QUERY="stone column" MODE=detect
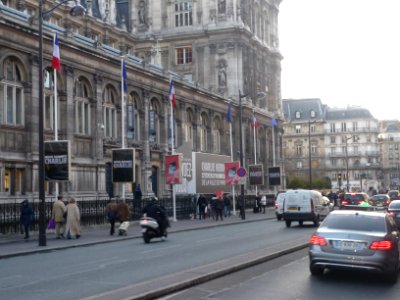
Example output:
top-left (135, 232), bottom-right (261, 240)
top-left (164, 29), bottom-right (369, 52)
top-left (142, 89), bottom-right (153, 196)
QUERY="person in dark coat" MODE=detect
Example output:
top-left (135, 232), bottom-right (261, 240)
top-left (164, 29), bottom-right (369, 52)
top-left (197, 194), bottom-right (207, 220)
top-left (105, 199), bottom-right (118, 235)
top-left (224, 194), bottom-right (231, 217)
top-left (20, 199), bottom-right (34, 239)
top-left (142, 197), bottom-right (169, 237)
top-left (215, 197), bottom-right (224, 221)
top-left (134, 184), bottom-right (142, 201)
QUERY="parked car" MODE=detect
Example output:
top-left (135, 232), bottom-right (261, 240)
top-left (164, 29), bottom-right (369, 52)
top-left (282, 189), bottom-right (330, 227)
top-left (387, 200), bottom-right (400, 228)
top-left (388, 190), bottom-right (400, 201)
top-left (369, 194), bottom-right (391, 207)
top-left (275, 192), bottom-right (286, 221)
top-left (340, 192), bottom-right (370, 207)
top-left (309, 210), bottom-right (400, 283)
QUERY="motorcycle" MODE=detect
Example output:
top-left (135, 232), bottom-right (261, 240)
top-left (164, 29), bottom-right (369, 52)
top-left (139, 215), bottom-right (168, 243)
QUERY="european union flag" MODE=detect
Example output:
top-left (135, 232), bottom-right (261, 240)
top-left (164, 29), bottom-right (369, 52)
top-left (226, 101), bottom-right (232, 123)
top-left (271, 117), bottom-right (278, 127)
top-left (122, 59), bottom-right (127, 93)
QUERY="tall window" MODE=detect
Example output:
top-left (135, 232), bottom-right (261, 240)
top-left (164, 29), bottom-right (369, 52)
top-left (212, 117), bottom-right (221, 153)
top-left (44, 69), bottom-right (57, 130)
top-left (200, 113), bottom-right (208, 151)
top-left (103, 85), bottom-right (117, 138)
top-left (330, 123), bottom-right (336, 133)
top-left (1, 57), bottom-right (24, 126)
top-left (295, 125), bottom-right (301, 134)
top-left (175, 0), bottom-right (193, 27)
top-left (75, 77), bottom-right (91, 135)
top-left (184, 109), bottom-right (194, 148)
top-left (296, 144), bottom-right (302, 155)
top-left (296, 161), bottom-right (302, 169)
top-left (127, 93), bottom-right (141, 141)
top-left (330, 136), bottom-right (336, 144)
top-left (341, 122), bottom-right (347, 132)
top-left (176, 47), bottom-right (192, 65)
top-left (311, 143), bottom-right (317, 154)
top-left (149, 99), bottom-right (160, 144)
top-left (352, 122), bottom-right (358, 132)
top-left (310, 124), bottom-right (316, 133)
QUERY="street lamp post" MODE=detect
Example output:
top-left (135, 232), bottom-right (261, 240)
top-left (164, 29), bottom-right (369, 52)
top-left (308, 120), bottom-right (312, 190)
top-left (38, 0), bottom-right (85, 246)
top-left (239, 90), bottom-right (247, 220)
top-left (344, 135), bottom-right (353, 192)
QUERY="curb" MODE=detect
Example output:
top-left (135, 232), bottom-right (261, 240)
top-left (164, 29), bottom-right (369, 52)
top-left (83, 243), bottom-right (309, 300)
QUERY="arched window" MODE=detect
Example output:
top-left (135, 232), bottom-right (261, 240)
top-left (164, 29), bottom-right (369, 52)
top-left (103, 84), bottom-right (118, 138)
top-left (44, 68), bottom-right (59, 130)
top-left (184, 108), bottom-right (194, 148)
top-left (75, 77), bottom-right (91, 135)
top-left (200, 112), bottom-right (208, 152)
top-left (149, 98), bottom-right (161, 144)
top-left (127, 92), bottom-right (141, 141)
top-left (1, 57), bottom-right (24, 125)
top-left (212, 116), bottom-right (221, 153)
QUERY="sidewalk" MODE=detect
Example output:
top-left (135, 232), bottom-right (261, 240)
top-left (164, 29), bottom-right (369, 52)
top-left (0, 208), bottom-right (275, 259)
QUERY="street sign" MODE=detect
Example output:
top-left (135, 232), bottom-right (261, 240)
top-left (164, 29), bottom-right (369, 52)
top-left (237, 167), bottom-right (247, 177)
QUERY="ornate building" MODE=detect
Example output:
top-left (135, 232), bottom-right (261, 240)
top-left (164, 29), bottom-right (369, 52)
top-left (0, 0), bottom-right (283, 199)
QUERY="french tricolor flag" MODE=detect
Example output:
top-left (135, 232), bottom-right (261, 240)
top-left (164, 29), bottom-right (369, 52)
top-left (51, 33), bottom-right (61, 73)
top-left (252, 111), bottom-right (260, 128)
top-left (169, 78), bottom-right (177, 107)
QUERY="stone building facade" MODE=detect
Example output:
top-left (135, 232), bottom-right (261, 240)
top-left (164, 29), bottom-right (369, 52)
top-left (0, 0), bottom-right (283, 199)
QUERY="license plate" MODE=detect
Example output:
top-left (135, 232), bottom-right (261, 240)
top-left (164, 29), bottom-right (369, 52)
top-left (288, 207), bottom-right (298, 211)
top-left (333, 240), bottom-right (365, 251)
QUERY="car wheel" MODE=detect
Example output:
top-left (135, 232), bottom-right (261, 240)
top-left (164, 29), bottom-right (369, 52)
top-left (310, 265), bottom-right (324, 276)
top-left (285, 220), bottom-right (291, 227)
top-left (299, 221), bottom-right (303, 226)
top-left (385, 271), bottom-right (398, 284)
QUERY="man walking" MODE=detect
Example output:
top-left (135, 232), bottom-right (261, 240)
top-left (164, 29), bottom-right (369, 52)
top-left (52, 195), bottom-right (66, 239)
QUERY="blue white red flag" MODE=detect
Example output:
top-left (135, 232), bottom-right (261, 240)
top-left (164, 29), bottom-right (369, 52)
top-left (226, 101), bottom-right (232, 123)
top-left (169, 79), bottom-right (177, 107)
top-left (252, 111), bottom-right (260, 128)
top-left (51, 33), bottom-right (61, 73)
top-left (122, 59), bottom-right (127, 93)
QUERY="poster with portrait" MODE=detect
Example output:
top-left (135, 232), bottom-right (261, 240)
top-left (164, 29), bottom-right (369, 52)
top-left (166, 154), bottom-right (182, 185)
top-left (224, 161), bottom-right (240, 185)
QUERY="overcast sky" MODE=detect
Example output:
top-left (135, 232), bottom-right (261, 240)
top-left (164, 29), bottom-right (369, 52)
top-left (279, 0), bottom-right (400, 120)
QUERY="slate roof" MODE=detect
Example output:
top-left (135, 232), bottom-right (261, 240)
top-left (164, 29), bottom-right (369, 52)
top-left (325, 107), bottom-right (374, 120)
top-left (282, 98), bottom-right (326, 122)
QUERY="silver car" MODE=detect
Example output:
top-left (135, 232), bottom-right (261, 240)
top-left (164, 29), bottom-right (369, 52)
top-left (308, 210), bottom-right (400, 283)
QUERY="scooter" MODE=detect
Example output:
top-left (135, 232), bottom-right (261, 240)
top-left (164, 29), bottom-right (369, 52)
top-left (139, 215), bottom-right (167, 243)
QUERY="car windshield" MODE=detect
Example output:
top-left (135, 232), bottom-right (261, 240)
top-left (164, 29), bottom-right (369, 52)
top-left (320, 214), bottom-right (386, 232)
top-left (372, 196), bottom-right (387, 202)
top-left (389, 202), bottom-right (400, 209)
top-left (344, 194), bottom-right (365, 201)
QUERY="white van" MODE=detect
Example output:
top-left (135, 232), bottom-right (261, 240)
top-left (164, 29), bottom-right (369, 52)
top-left (282, 189), bottom-right (330, 227)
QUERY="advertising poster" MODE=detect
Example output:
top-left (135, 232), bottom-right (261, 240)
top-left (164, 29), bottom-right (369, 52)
top-left (268, 166), bottom-right (281, 186)
top-left (224, 161), bottom-right (240, 185)
top-left (166, 154), bottom-right (182, 185)
top-left (44, 140), bottom-right (71, 181)
top-left (249, 164), bottom-right (264, 185)
top-left (112, 148), bottom-right (135, 182)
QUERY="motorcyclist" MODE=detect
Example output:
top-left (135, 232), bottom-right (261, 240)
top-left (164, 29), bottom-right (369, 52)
top-left (142, 197), bottom-right (169, 236)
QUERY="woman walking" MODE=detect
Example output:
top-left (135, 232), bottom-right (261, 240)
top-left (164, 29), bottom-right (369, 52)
top-left (65, 197), bottom-right (81, 239)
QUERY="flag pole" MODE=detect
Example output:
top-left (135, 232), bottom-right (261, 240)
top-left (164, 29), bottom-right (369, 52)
top-left (228, 102), bottom-right (236, 216)
top-left (272, 118), bottom-right (277, 194)
top-left (121, 57), bottom-right (126, 201)
top-left (170, 78), bottom-right (177, 222)
top-left (253, 109), bottom-right (257, 197)
top-left (53, 32), bottom-right (59, 198)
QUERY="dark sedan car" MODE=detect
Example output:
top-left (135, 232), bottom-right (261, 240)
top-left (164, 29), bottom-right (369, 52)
top-left (388, 200), bottom-right (400, 228)
top-left (340, 192), bottom-right (369, 207)
top-left (369, 194), bottom-right (391, 207)
top-left (388, 190), bottom-right (400, 201)
top-left (309, 210), bottom-right (400, 283)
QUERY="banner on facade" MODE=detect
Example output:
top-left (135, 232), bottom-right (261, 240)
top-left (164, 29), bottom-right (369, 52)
top-left (249, 164), bottom-right (264, 185)
top-left (224, 161), bottom-right (240, 185)
top-left (44, 140), bottom-right (71, 181)
top-left (112, 148), bottom-right (135, 183)
top-left (268, 166), bottom-right (281, 186)
top-left (165, 154), bottom-right (182, 185)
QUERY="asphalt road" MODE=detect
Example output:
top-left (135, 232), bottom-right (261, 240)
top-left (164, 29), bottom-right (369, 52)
top-left (162, 248), bottom-right (400, 300)
top-left (0, 219), bottom-right (314, 300)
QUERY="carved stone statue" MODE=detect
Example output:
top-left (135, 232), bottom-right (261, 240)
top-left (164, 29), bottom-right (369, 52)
top-left (138, 0), bottom-right (146, 25)
top-left (218, 61), bottom-right (227, 87)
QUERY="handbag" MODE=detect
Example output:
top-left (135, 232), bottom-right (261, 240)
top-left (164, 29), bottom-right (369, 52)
top-left (47, 218), bottom-right (56, 230)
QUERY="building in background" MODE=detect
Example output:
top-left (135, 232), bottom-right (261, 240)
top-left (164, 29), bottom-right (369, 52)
top-left (0, 0), bottom-right (284, 199)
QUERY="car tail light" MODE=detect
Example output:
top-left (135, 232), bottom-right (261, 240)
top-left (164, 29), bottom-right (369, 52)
top-left (341, 200), bottom-right (349, 205)
top-left (388, 211), bottom-right (395, 216)
top-left (386, 199), bottom-right (391, 205)
top-left (274, 202), bottom-right (278, 209)
top-left (370, 240), bottom-right (393, 250)
top-left (310, 235), bottom-right (327, 246)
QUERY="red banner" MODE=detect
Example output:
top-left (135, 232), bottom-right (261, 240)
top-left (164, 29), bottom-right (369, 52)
top-left (166, 154), bottom-right (182, 184)
top-left (224, 161), bottom-right (240, 185)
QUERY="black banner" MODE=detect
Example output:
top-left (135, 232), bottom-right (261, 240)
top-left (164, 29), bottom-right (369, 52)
top-left (249, 164), bottom-right (264, 185)
top-left (112, 148), bottom-right (135, 183)
top-left (268, 167), bottom-right (281, 186)
top-left (45, 140), bottom-right (71, 181)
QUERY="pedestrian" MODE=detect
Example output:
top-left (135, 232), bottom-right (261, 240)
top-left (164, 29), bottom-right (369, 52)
top-left (215, 196), bottom-right (224, 221)
top-left (197, 194), bottom-right (207, 220)
top-left (260, 194), bottom-right (267, 214)
top-left (105, 198), bottom-right (118, 235)
top-left (210, 196), bottom-right (217, 220)
top-left (20, 199), bottom-right (34, 239)
top-left (65, 197), bottom-right (81, 239)
top-left (134, 184), bottom-right (142, 201)
top-left (52, 195), bottom-right (66, 239)
top-left (116, 200), bottom-right (131, 223)
top-left (224, 194), bottom-right (231, 217)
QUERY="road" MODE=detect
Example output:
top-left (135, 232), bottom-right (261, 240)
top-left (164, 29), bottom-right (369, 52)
top-left (0, 219), bottom-right (314, 300)
top-left (163, 248), bottom-right (400, 300)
